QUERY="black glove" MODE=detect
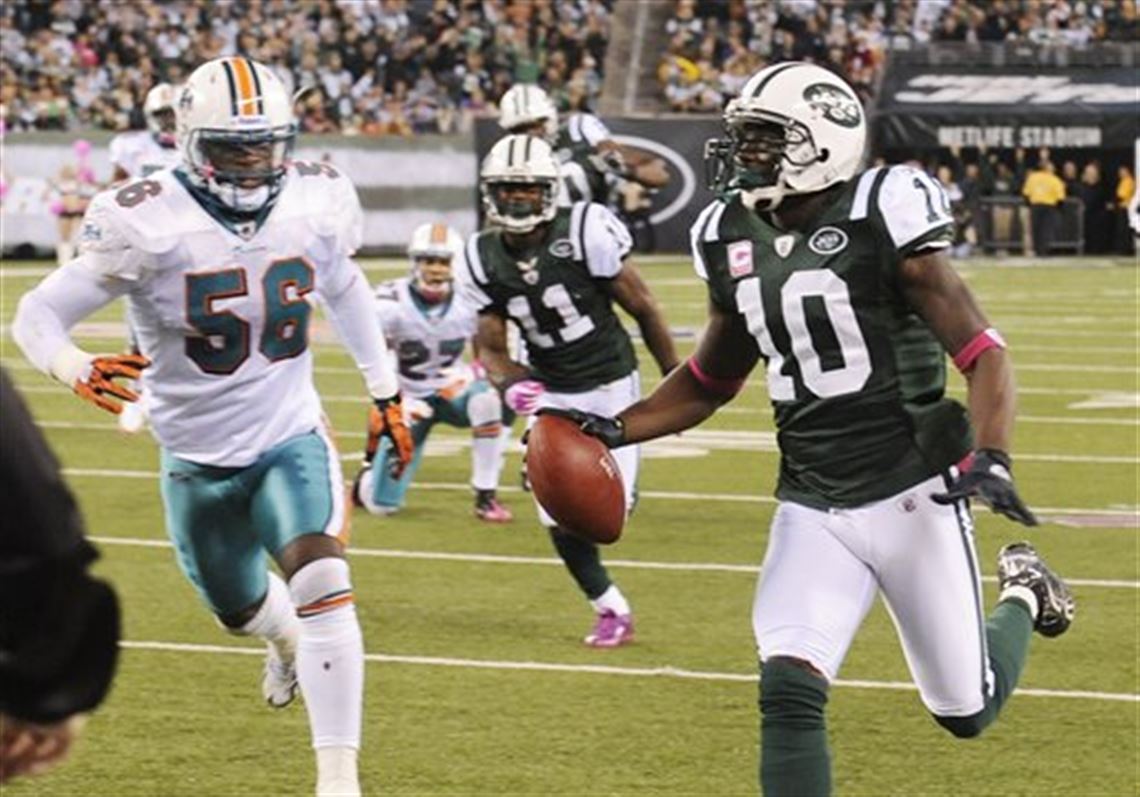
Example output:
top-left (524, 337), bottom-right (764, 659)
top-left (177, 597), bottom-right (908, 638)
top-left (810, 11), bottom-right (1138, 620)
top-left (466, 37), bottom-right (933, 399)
top-left (931, 449), bottom-right (1038, 526)
top-left (536, 408), bottom-right (626, 449)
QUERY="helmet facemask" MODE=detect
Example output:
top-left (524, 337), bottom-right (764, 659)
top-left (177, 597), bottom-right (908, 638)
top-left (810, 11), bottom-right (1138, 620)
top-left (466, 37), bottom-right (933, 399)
top-left (482, 178), bottom-right (558, 234)
top-left (148, 107), bottom-right (177, 148)
top-left (705, 104), bottom-right (830, 210)
top-left (410, 256), bottom-right (454, 304)
top-left (187, 126), bottom-right (296, 215)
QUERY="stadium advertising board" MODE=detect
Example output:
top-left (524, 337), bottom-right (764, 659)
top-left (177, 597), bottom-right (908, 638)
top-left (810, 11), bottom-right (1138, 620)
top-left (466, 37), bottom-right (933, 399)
top-left (875, 67), bottom-right (1140, 150)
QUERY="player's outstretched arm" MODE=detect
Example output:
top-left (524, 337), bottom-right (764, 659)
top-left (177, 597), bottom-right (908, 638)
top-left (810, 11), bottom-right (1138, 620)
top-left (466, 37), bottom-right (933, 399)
top-left (607, 260), bottom-right (679, 376)
top-left (557, 300), bottom-right (758, 448)
top-left (13, 261), bottom-right (147, 415)
top-left (473, 312), bottom-right (532, 390)
top-left (900, 249), bottom-right (1036, 525)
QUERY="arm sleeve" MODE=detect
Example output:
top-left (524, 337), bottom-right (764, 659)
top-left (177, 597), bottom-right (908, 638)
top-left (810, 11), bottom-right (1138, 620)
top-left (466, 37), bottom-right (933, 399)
top-left (579, 113), bottom-right (612, 147)
top-left (321, 258), bottom-right (399, 399)
top-left (0, 368), bottom-right (120, 723)
top-left (13, 257), bottom-right (131, 383)
top-left (583, 203), bottom-right (633, 278)
top-left (876, 166), bottom-right (955, 259)
top-left (456, 233), bottom-right (497, 311)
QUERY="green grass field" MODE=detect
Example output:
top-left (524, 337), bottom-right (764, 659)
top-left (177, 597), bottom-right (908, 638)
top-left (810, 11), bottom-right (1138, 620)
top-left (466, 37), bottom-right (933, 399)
top-left (2, 257), bottom-right (1137, 796)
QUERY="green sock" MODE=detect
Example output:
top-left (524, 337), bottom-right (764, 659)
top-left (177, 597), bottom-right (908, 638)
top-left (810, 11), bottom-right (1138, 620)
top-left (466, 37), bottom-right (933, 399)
top-left (760, 658), bottom-right (831, 797)
top-left (548, 527), bottom-right (611, 600)
top-left (935, 598), bottom-right (1034, 737)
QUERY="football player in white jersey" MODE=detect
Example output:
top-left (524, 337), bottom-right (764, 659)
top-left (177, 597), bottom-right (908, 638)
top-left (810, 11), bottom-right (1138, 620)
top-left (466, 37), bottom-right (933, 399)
top-left (352, 221), bottom-right (513, 522)
top-left (13, 57), bottom-right (414, 797)
top-left (459, 135), bottom-right (678, 647)
top-left (110, 82), bottom-right (183, 434)
top-left (109, 82), bottom-right (183, 181)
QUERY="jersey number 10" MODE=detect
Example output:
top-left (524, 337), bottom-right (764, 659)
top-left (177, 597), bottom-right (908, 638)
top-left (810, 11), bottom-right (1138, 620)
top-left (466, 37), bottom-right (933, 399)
top-left (185, 258), bottom-right (314, 374)
top-left (736, 271), bottom-right (872, 401)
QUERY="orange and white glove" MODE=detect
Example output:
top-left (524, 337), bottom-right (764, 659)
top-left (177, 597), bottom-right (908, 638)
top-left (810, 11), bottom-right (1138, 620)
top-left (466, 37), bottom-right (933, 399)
top-left (71, 354), bottom-right (150, 415)
top-left (365, 394), bottom-right (414, 477)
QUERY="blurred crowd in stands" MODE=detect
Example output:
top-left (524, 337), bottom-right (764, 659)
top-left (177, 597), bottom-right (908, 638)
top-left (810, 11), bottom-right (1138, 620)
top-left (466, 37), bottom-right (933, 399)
top-left (0, 0), bottom-right (612, 136)
top-left (895, 146), bottom-right (1136, 256)
top-left (659, 0), bottom-right (1136, 112)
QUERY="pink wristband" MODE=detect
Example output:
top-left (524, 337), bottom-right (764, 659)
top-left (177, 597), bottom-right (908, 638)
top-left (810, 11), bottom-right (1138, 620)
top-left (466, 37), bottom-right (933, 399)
top-left (687, 357), bottom-right (745, 398)
top-left (953, 328), bottom-right (1007, 373)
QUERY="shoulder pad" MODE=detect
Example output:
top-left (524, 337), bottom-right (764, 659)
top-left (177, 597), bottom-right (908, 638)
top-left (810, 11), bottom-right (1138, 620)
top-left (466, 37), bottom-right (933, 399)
top-left (575, 202), bottom-right (631, 278)
top-left (76, 192), bottom-right (154, 280)
top-left (874, 165), bottom-right (954, 255)
top-left (689, 198), bottom-right (728, 281)
top-left (288, 161), bottom-right (363, 256)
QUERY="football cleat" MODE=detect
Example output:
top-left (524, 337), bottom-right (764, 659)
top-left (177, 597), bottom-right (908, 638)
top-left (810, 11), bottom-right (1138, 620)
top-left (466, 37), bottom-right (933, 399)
top-left (997, 542), bottom-right (1075, 638)
top-left (263, 647), bottom-right (297, 709)
top-left (584, 611), bottom-right (634, 648)
top-left (474, 491), bottom-right (513, 523)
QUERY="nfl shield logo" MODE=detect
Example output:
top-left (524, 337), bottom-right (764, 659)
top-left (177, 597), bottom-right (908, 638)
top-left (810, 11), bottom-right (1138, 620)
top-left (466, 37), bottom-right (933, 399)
top-left (727, 241), bottom-right (753, 277)
top-left (774, 235), bottom-right (795, 258)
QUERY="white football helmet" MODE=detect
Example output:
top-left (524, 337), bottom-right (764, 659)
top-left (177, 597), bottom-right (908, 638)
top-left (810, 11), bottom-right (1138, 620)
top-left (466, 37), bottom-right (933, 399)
top-left (480, 135), bottom-right (561, 234)
top-left (175, 57), bottom-right (297, 215)
top-left (705, 62), bottom-right (866, 209)
top-left (144, 83), bottom-right (178, 148)
top-left (407, 222), bottom-right (463, 303)
top-left (498, 84), bottom-right (558, 143)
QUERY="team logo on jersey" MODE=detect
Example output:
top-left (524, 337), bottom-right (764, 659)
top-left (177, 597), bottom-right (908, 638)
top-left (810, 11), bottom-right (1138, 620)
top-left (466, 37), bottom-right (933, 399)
top-left (803, 83), bottom-right (862, 129)
top-left (549, 238), bottom-right (574, 258)
top-left (727, 240), bottom-right (754, 277)
top-left (518, 256), bottom-right (540, 284)
top-left (79, 221), bottom-right (102, 242)
top-left (774, 235), bottom-right (795, 258)
top-left (808, 226), bottom-right (849, 256)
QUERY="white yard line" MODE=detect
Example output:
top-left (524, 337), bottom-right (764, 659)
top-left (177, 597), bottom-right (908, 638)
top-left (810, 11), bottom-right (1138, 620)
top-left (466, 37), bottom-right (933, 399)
top-left (118, 640), bottom-right (1139, 703)
top-left (89, 535), bottom-right (1139, 589)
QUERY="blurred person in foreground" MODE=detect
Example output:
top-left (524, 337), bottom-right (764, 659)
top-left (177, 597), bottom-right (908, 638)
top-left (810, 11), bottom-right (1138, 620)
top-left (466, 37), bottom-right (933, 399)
top-left (12, 57), bottom-right (412, 797)
top-left (547, 62), bottom-right (1075, 795)
top-left (0, 368), bottom-right (120, 783)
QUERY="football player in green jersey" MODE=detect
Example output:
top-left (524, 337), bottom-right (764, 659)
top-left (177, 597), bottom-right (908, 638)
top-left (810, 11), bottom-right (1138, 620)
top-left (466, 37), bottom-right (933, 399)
top-left (459, 133), bottom-right (679, 648)
top-left (497, 83), bottom-right (669, 208)
top-left (545, 62), bottom-right (1075, 794)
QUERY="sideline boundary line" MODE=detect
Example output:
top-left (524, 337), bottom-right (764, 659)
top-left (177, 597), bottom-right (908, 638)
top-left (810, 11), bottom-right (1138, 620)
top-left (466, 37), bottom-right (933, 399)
top-left (119, 640), bottom-right (1139, 703)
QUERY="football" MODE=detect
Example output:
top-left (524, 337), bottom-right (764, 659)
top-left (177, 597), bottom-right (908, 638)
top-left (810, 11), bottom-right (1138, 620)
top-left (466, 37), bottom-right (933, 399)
top-left (526, 413), bottom-right (625, 544)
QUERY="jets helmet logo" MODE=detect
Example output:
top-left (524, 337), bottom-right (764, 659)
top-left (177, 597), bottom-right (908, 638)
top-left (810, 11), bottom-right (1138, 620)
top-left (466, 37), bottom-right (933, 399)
top-left (803, 83), bottom-right (861, 129)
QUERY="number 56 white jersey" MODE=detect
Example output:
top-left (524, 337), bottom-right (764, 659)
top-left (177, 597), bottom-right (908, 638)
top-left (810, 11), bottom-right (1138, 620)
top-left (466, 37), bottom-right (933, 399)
top-left (77, 161), bottom-right (367, 466)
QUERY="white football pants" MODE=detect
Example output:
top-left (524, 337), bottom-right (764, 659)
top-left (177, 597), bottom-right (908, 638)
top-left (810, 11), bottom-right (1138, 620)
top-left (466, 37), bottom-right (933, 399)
top-left (753, 473), bottom-right (994, 717)
top-left (528, 371), bottom-right (640, 529)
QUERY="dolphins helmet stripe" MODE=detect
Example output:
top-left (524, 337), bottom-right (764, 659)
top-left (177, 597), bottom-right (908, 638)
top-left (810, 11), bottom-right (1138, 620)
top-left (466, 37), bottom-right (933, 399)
top-left (244, 58), bottom-right (265, 114)
top-left (228, 57), bottom-right (260, 116)
top-left (430, 223), bottom-right (447, 243)
top-left (221, 59), bottom-right (239, 116)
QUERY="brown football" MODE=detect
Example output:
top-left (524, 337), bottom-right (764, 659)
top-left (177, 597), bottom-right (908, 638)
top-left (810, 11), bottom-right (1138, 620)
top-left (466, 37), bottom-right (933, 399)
top-left (527, 413), bottom-right (625, 544)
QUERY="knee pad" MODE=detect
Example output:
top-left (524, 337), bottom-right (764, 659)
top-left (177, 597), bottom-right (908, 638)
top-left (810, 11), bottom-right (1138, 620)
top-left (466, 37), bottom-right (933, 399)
top-left (289, 557), bottom-right (354, 619)
top-left (760, 658), bottom-right (829, 730)
top-left (468, 389), bottom-right (503, 430)
top-left (933, 710), bottom-right (988, 739)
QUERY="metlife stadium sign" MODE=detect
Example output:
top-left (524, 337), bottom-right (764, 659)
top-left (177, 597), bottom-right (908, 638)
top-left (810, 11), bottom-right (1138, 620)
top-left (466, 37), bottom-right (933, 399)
top-left (875, 67), bottom-right (1140, 150)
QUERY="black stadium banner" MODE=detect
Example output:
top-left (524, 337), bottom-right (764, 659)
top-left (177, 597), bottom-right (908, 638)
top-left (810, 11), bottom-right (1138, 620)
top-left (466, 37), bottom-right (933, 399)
top-left (875, 65), bottom-right (1140, 151)
top-left (475, 117), bottom-right (721, 253)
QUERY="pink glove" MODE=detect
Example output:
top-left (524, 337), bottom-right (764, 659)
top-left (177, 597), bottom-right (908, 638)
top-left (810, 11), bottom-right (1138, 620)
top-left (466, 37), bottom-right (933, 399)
top-left (504, 379), bottom-right (544, 414)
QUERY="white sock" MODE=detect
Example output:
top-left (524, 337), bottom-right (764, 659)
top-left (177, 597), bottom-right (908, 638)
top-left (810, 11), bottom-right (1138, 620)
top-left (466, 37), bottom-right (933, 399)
top-left (290, 559), bottom-right (364, 751)
top-left (316, 747), bottom-right (360, 796)
top-left (1000, 585), bottom-right (1040, 620)
top-left (56, 240), bottom-right (74, 266)
top-left (470, 428), bottom-right (501, 491)
top-left (234, 571), bottom-right (299, 663)
top-left (590, 585), bottom-right (631, 617)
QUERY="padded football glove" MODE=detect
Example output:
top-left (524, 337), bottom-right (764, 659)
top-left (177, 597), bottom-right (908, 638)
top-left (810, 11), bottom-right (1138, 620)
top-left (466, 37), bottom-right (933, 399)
top-left (368, 394), bottom-right (415, 478)
top-left (931, 448), bottom-right (1038, 526)
top-left (73, 354), bottom-right (150, 415)
top-left (504, 379), bottom-right (545, 414)
top-left (536, 408), bottom-right (626, 449)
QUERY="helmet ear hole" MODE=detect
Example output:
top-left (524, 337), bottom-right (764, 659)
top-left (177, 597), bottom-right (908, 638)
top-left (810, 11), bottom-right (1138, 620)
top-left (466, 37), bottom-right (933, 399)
top-left (818, 148), bottom-right (830, 163)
